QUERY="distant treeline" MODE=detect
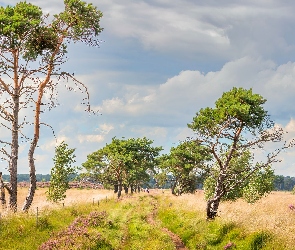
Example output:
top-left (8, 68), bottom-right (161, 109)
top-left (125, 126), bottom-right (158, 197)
top-left (2, 174), bottom-right (76, 182)
top-left (2, 174), bottom-right (51, 182)
top-left (1, 174), bottom-right (294, 191)
top-left (274, 175), bottom-right (295, 191)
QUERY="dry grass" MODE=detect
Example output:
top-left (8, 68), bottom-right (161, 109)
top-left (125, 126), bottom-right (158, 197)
top-left (0, 187), bottom-right (115, 214)
top-left (220, 191), bottom-right (295, 244)
top-left (162, 190), bottom-right (295, 246)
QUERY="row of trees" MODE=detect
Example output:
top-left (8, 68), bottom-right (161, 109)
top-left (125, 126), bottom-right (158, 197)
top-left (81, 87), bottom-right (293, 219)
top-left (274, 175), bottom-right (295, 191)
top-left (1, 82), bottom-right (291, 220)
top-left (81, 137), bottom-right (162, 198)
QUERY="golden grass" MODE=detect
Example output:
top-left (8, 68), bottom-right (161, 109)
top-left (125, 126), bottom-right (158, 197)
top-left (0, 187), bottom-right (115, 215)
top-left (161, 190), bottom-right (295, 247)
top-left (220, 191), bottom-right (295, 244)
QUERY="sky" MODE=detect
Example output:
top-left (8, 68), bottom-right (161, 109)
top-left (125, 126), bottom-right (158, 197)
top-left (1, 0), bottom-right (295, 176)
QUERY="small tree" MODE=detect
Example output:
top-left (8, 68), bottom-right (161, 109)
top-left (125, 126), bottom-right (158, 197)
top-left (188, 87), bottom-right (293, 219)
top-left (47, 141), bottom-right (76, 203)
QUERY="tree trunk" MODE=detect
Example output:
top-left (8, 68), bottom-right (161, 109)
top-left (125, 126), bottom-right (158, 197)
top-left (22, 82), bottom-right (46, 211)
top-left (9, 94), bottom-right (20, 212)
top-left (0, 172), bottom-right (6, 208)
top-left (124, 185), bottom-right (128, 194)
top-left (117, 180), bottom-right (122, 199)
top-left (206, 198), bottom-right (221, 219)
top-left (22, 135), bottom-right (37, 211)
top-left (114, 184), bottom-right (118, 193)
top-left (206, 174), bottom-right (224, 220)
top-left (171, 179), bottom-right (178, 195)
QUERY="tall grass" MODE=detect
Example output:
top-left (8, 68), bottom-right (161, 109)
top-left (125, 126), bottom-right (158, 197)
top-left (0, 189), bottom-right (294, 249)
top-left (156, 191), bottom-right (295, 249)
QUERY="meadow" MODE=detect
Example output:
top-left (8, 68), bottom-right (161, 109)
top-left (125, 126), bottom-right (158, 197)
top-left (0, 188), bottom-right (294, 249)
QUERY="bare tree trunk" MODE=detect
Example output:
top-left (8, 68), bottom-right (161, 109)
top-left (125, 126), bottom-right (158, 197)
top-left (22, 135), bottom-right (37, 211)
top-left (22, 81), bottom-right (47, 211)
top-left (9, 95), bottom-right (20, 212)
top-left (0, 172), bottom-right (6, 208)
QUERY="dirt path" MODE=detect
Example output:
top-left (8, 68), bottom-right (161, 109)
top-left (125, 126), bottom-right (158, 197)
top-left (147, 197), bottom-right (188, 250)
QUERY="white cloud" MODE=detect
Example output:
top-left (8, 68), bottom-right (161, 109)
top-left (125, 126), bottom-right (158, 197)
top-left (93, 57), bottom-right (295, 126)
top-left (131, 126), bottom-right (167, 139)
top-left (92, 0), bottom-right (295, 61)
top-left (1, 1), bottom-right (295, 177)
top-left (96, 123), bottom-right (114, 134)
top-left (39, 136), bottom-right (69, 152)
top-left (285, 119), bottom-right (295, 132)
top-left (78, 134), bottom-right (105, 143)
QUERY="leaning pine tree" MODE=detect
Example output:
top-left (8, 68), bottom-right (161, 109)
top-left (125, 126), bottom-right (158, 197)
top-left (188, 87), bottom-right (294, 219)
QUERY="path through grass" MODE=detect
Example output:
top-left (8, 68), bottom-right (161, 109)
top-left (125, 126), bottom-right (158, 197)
top-left (0, 190), bottom-right (293, 249)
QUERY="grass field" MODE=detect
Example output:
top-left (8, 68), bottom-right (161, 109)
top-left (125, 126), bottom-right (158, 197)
top-left (0, 188), bottom-right (294, 249)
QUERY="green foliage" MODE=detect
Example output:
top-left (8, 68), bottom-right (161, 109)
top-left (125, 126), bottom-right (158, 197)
top-left (242, 166), bottom-right (275, 203)
top-left (39, 211), bottom-right (111, 249)
top-left (0, 2), bottom-right (42, 48)
top-left (53, 0), bottom-right (103, 39)
top-left (47, 141), bottom-right (77, 203)
top-left (158, 140), bottom-right (211, 195)
top-left (188, 87), bottom-right (270, 135)
top-left (188, 87), bottom-right (282, 218)
top-left (203, 151), bottom-right (275, 203)
top-left (0, 0), bottom-right (103, 60)
top-left (82, 137), bottom-right (163, 194)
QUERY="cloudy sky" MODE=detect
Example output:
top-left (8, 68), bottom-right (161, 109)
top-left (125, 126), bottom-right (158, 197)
top-left (1, 0), bottom-right (295, 176)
